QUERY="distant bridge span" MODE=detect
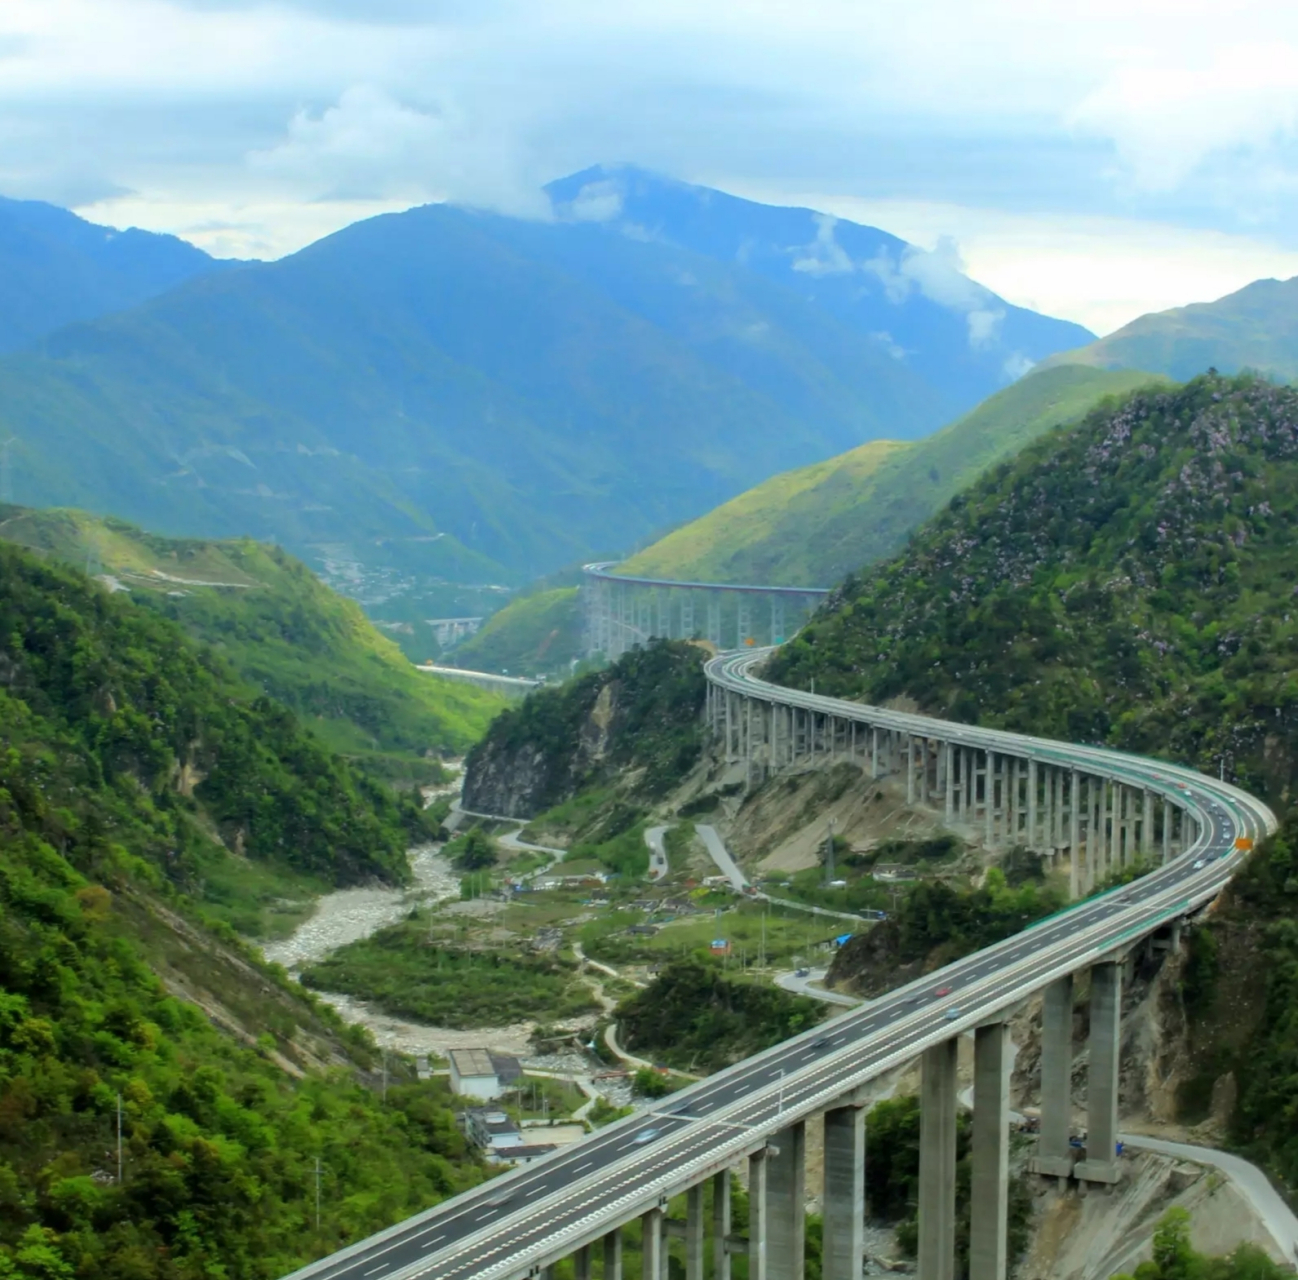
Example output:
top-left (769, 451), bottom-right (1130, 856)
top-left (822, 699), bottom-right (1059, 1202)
top-left (581, 561), bottom-right (830, 658)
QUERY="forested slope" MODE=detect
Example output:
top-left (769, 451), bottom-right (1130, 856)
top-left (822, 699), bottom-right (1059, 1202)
top-left (463, 640), bottom-right (706, 818)
top-left (0, 506), bottom-right (502, 775)
top-left (770, 373), bottom-right (1298, 806)
top-left (0, 544), bottom-right (485, 1277)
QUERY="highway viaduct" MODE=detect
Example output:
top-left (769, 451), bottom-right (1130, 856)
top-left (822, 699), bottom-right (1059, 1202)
top-left (581, 562), bottom-right (830, 658)
top-left (284, 649), bottom-right (1276, 1280)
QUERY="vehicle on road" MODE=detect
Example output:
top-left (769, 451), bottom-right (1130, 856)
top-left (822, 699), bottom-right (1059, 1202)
top-left (935, 985), bottom-right (953, 996)
top-left (795, 967), bottom-right (810, 978)
top-left (944, 1008), bottom-right (961, 1021)
top-left (633, 1128), bottom-right (660, 1145)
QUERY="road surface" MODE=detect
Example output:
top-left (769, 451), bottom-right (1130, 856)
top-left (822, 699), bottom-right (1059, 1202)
top-left (1119, 1134), bottom-right (1298, 1260)
top-left (696, 824), bottom-right (749, 890)
top-left (644, 826), bottom-right (670, 881)
top-left (775, 967), bottom-right (862, 1007)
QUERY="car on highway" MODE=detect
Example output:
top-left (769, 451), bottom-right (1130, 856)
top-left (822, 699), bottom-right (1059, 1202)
top-left (935, 985), bottom-right (953, 996)
top-left (944, 1008), bottom-right (961, 1021)
top-left (633, 1128), bottom-right (661, 1145)
top-left (795, 967), bottom-right (810, 978)
top-left (1193, 859), bottom-right (1206, 869)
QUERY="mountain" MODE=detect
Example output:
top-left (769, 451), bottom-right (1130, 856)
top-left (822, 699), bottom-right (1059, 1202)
top-left (0, 505), bottom-right (503, 777)
top-left (768, 372), bottom-right (1298, 806)
top-left (449, 586), bottom-right (583, 678)
top-left (0, 194), bottom-right (232, 353)
top-left (0, 177), bottom-right (1092, 600)
top-left (548, 165), bottom-right (1095, 416)
top-left (0, 541), bottom-right (484, 1277)
top-left (1044, 276), bottom-right (1298, 383)
top-left (621, 364), bottom-right (1161, 586)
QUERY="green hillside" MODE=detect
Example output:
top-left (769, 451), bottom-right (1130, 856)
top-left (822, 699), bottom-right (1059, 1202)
top-left (769, 373), bottom-right (1298, 806)
top-left (0, 540), bottom-right (438, 932)
top-left (1045, 276), bottom-right (1298, 384)
top-left (0, 541), bottom-right (485, 1277)
top-left (0, 506), bottom-right (504, 778)
top-left (450, 586), bottom-right (583, 678)
top-left (621, 365), bottom-right (1161, 586)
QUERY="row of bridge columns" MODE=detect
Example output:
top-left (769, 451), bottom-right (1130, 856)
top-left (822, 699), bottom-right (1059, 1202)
top-left (540, 960), bottom-right (1123, 1280)
top-left (582, 572), bottom-right (827, 659)
top-left (707, 688), bottom-right (1198, 898)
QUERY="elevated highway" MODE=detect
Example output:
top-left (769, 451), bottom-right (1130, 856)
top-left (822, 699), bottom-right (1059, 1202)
top-left (284, 649), bottom-right (1275, 1280)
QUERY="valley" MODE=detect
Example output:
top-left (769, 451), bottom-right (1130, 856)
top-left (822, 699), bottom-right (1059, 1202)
top-left (2, 103), bottom-right (1298, 1280)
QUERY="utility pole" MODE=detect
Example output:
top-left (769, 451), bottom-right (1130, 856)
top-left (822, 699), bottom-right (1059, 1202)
top-left (823, 818), bottom-right (836, 887)
top-left (381, 1050), bottom-right (389, 1102)
top-left (116, 1092), bottom-right (123, 1184)
top-left (314, 1156), bottom-right (322, 1232)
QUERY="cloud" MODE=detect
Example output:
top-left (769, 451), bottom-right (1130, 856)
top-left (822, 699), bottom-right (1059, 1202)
top-left (1070, 43), bottom-right (1298, 192)
top-left (791, 213), bottom-right (853, 275)
top-left (1002, 351), bottom-right (1035, 381)
top-left (247, 84), bottom-right (548, 216)
top-left (965, 307), bottom-right (1004, 350)
top-left (563, 178), bottom-right (624, 222)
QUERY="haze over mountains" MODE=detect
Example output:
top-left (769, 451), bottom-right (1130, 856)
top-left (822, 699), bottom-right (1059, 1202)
top-left (0, 194), bottom-right (233, 353)
top-left (0, 168), bottom-right (1092, 595)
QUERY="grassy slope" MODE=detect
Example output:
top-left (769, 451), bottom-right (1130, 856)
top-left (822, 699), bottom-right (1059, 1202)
top-left (621, 365), bottom-right (1161, 586)
top-left (0, 506), bottom-right (504, 774)
top-left (450, 586), bottom-right (583, 677)
top-left (769, 372), bottom-right (1298, 807)
top-left (1044, 275), bottom-right (1298, 384)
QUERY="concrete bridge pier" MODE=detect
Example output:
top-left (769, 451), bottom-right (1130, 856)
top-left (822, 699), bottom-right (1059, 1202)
top-left (1074, 961), bottom-right (1123, 1184)
top-left (919, 1038), bottom-right (959, 1280)
top-left (604, 1226), bottom-right (623, 1280)
top-left (768, 1121), bottom-right (806, 1277)
top-left (971, 1022), bottom-right (1011, 1280)
top-left (748, 1148), bottom-right (769, 1280)
top-left (1030, 974), bottom-right (1076, 1179)
top-left (712, 1169), bottom-right (731, 1280)
top-left (822, 1101), bottom-right (866, 1280)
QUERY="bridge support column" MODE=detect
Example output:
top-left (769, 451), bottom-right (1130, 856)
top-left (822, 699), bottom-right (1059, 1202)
top-left (1162, 800), bottom-right (1171, 863)
top-left (907, 735), bottom-right (916, 805)
top-left (574, 1243), bottom-right (592, 1280)
top-left (823, 1102), bottom-right (865, 1280)
top-left (871, 726), bottom-right (879, 779)
top-left (1069, 772), bottom-right (1080, 898)
top-left (641, 1208), bottom-right (664, 1280)
top-left (748, 1149), bottom-right (769, 1280)
top-left (1027, 758), bottom-right (1038, 849)
top-left (919, 1038), bottom-right (958, 1280)
top-left (768, 1121), bottom-right (806, 1279)
top-left (971, 1022), bottom-right (1010, 1280)
top-left (603, 1227), bottom-right (623, 1280)
top-left (984, 752), bottom-right (995, 847)
top-left (950, 742), bottom-right (960, 825)
top-left (684, 1184), bottom-right (705, 1280)
top-left (1075, 961), bottom-right (1122, 1184)
top-left (712, 1170), bottom-right (731, 1280)
top-left (1030, 975), bottom-right (1075, 1178)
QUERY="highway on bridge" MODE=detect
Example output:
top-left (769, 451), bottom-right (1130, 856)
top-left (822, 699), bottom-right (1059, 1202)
top-left (285, 651), bottom-right (1276, 1280)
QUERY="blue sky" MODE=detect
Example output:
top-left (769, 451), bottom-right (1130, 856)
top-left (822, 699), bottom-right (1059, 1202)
top-left (3, 0), bottom-right (1298, 333)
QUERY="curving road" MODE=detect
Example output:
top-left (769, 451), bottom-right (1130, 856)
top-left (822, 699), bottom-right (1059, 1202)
top-left (283, 651), bottom-right (1276, 1280)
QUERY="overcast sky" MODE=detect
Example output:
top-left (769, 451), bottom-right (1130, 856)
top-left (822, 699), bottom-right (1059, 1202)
top-left (4, 0), bottom-right (1298, 333)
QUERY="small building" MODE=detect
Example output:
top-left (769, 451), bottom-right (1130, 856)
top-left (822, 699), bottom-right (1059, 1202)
top-left (448, 1048), bottom-right (523, 1101)
top-left (462, 1108), bottom-right (558, 1166)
